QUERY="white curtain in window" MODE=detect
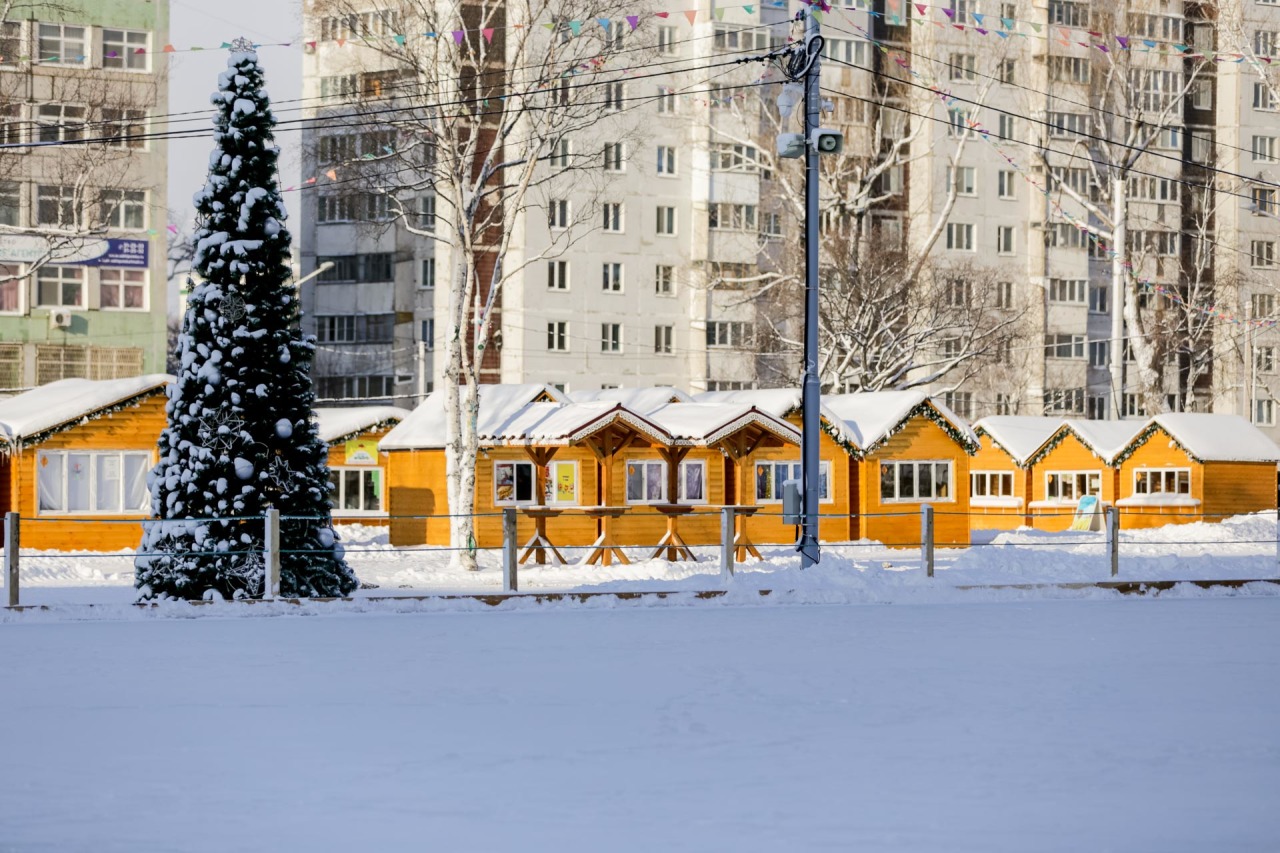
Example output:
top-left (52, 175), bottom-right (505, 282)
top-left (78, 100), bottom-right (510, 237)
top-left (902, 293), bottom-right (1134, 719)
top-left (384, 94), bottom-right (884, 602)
top-left (66, 453), bottom-right (91, 511)
top-left (95, 454), bottom-right (122, 511)
top-left (682, 463), bottom-right (704, 502)
top-left (124, 453), bottom-right (150, 511)
top-left (37, 452), bottom-right (64, 511)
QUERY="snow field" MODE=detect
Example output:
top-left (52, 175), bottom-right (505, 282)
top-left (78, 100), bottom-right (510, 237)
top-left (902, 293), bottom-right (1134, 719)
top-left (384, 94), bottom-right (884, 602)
top-left (1, 599), bottom-right (1277, 850)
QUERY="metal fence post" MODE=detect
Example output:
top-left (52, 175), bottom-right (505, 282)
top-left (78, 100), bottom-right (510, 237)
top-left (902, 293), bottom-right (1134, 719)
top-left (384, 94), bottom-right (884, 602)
top-left (720, 506), bottom-right (735, 577)
top-left (1106, 505), bottom-right (1120, 578)
top-left (920, 504), bottom-right (935, 578)
top-left (4, 512), bottom-right (18, 607)
top-left (502, 507), bottom-right (518, 593)
top-left (264, 508), bottom-right (281, 599)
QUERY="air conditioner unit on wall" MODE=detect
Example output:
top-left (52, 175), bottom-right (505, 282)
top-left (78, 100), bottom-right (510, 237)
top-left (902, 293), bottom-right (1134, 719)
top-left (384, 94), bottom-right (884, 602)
top-left (49, 309), bottom-right (72, 330)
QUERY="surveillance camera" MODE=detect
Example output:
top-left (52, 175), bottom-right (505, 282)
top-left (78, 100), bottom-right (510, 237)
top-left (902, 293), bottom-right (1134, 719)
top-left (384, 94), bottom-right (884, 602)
top-left (777, 132), bottom-right (805, 159)
top-left (811, 128), bottom-right (844, 155)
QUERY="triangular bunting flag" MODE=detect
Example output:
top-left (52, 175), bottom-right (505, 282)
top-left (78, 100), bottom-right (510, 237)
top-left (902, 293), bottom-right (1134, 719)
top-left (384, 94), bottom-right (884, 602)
top-left (394, 34), bottom-right (406, 45)
top-left (568, 20), bottom-right (582, 35)
top-left (453, 30), bottom-right (465, 43)
top-left (684, 9), bottom-right (698, 25)
top-left (220, 42), bottom-right (232, 48)
top-left (482, 28), bottom-right (494, 42)
top-left (336, 38), bottom-right (345, 47)
top-left (743, 4), bottom-right (755, 12)
top-left (627, 15), bottom-right (640, 29)
top-left (163, 44), bottom-right (176, 52)
top-left (715, 7), bottom-right (726, 19)
top-left (542, 22), bottom-right (556, 30)
top-left (972, 12), bottom-right (984, 25)
top-left (914, 3), bottom-right (926, 14)
top-left (942, 8), bottom-right (954, 17)
top-left (325, 169), bottom-right (338, 180)
top-left (1116, 35), bottom-right (1129, 49)
top-left (305, 177), bottom-right (317, 184)
top-left (655, 11), bottom-right (669, 17)
top-left (1001, 17), bottom-right (1014, 28)
top-left (1028, 22), bottom-right (1041, 32)
top-left (597, 17), bottom-right (610, 30)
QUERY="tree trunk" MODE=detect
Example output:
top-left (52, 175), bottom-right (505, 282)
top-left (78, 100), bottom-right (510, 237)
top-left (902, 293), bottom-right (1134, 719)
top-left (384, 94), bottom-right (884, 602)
top-left (1109, 176), bottom-right (1127, 419)
top-left (444, 254), bottom-right (479, 571)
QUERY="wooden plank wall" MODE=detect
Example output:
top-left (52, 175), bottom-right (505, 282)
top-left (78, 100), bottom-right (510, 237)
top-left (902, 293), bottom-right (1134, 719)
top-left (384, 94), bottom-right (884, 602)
top-left (12, 394), bottom-right (166, 551)
top-left (858, 417), bottom-right (972, 547)
top-left (969, 433), bottom-right (1026, 531)
top-left (326, 426), bottom-right (395, 527)
top-left (1027, 433), bottom-right (1117, 532)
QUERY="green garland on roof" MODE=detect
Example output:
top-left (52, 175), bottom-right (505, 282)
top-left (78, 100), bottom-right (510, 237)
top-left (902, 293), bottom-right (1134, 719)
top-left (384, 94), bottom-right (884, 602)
top-left (13, 392), bottom-right (157, 452)
top-left (863, 401), bottom-right (979, 456)
top-left (973, 426), bottom-right (1028, 469)
top-left (1025, 424), bottom-right (1134, 468)
top-left (1111, 423), bottom-right (1198, 467)
top-left (326, 418), bottom-right (405, 448)
top-left (819, 419), bottom-right (864, 459)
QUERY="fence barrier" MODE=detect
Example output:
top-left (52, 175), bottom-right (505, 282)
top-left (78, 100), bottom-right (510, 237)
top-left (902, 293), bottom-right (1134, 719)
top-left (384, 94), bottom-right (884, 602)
top-left (4, 504), bottom-right (1280, 607)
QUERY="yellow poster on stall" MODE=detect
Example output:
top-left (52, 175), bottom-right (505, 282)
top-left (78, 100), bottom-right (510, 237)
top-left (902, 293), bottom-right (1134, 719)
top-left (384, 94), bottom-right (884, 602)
top-left (344, 439), bottom-right (378, 466)
top-left (554, 463), bottom-right (576, 503)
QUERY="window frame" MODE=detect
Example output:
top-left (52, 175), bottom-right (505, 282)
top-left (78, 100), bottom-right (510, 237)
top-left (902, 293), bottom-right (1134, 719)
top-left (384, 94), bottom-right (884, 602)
top-left (755, 460), bottom-right (833, 504)
top-left (36, 449), bottom-right (152, 515)
top-left (970, 470), bottom-right (1015, 498)
top-left (101, 28), bottom-right (149, 72)
top-left (1044, 470), bottom-right (1102, 503)
top-left (98, 268), bottom-right (147, 311)
top-left (328, 466), bottom-right (387, 515)
top-left (879, 460), bottom-right (955, 503)
top-left (1132, 467), bottom-right (1191, 496)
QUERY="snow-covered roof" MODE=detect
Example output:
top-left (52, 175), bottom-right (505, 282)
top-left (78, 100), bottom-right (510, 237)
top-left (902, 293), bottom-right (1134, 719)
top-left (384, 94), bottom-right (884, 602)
top-left (972, 416), bottom-right (1065, 465)
top-left (693, 389), bottom-right (802, 419)
top-left (646, 403), bottom-right (800, 446)
top-left (0, 374), bottom-right (172, 449)
top-left (1024, 419), bottom-right (1146, 466)
top-left (1145, 413), bottom-right (1280, 463)
top-left (567, 387), bottom-right (692, 415)
top-left (377, 384), bottom-right (565, 450)
top-left (484, 401), bottom-right (671, 446)
top-left (314, 406), bottom-right (411, 444)
top-left (823, 391), bottom-right (978, 454)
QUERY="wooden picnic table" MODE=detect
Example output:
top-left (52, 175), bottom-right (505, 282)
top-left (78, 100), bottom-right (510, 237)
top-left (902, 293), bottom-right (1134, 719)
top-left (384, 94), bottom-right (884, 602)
top-left (731, 505), bottom-right (762, 561)
top-left (580, 506), bottom-right (630, 566)
top-left (649, 503), bottom-right (697, 562)
top-left (519, 506), bottom-right (567, 565)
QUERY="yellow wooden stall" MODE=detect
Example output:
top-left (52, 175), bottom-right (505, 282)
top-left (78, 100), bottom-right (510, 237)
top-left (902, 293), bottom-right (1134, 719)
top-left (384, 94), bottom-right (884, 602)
top-left (969, 417), bottom-right (1063, 531)
top-left (826, 392), bottom-right (977, 548)
top-left (0, 376), bottom-right (171, 551)
top-left (315, 407), bottom-right (409, 527)
top-left (1114, 413), bottom-right (1280, 528)
top-left (1022, 420), bottom-right (1144, 532)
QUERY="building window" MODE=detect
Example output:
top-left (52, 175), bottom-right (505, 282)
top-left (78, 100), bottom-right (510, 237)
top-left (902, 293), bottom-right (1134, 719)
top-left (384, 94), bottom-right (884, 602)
top-left (547, 321), bottom-right (568, 352)
top-left (316, 316), bottom-right (356, 343)
top-left (656, 145), bottom-right (676, 175)
top-left (548, 260), bottom-right (568, 290)
top-left (1045, 471), bottom-right (1101, 502)
top-left (708, 203), bottom-right (757, 231)
top-left (948, 53), bottom-right (976, 80)
top-left (420, 257), bottom-right (435, 289)
top-left (601, 323), bottom-right (622, 352)
top-left (602, 262), bottom-right (623, 292)
top-left (756, 460), bottom-right (832, 503)
top-left (945, 278), bottom-right (971, 306)
top-left (1086, 395), bottom-right (1107, 420)
top-left (761, 212), bottom-right (782, 238)
top-left (1088, 284), bottom-right (1109, 314)
top-left (1252, 241), bottom-right (1276, 268)
top-left (421, 318), bottom-right (434, 351)
top-left (948, 166), bottom-right (977, 196)
top-left (36, 450), bottom-right (151, 514)
top-left (1256, 345), bottom-right (1276, 374)
top-left (317, 253), bottom-right (394, 283)
top-left (315, 375), bottom-right (395, 401)
top-left (1253, 136), bottom-right (1277, 162)
top-left (657, 25), bottom-right (677, 53)
top-left (1048, 0), bottom-right (1088, 26)
top-left (995, 281), bottom-right (1013, 309)
top-left (654, 325), bottom-right (673, 354)
top-left (36, 104), bottom-right (85, 143)
top-left (995, 393), bottom-right (1014, 416)
top-left (1088, 340), bottom-right (1110, 368)
top-left (1255, 83), bottom-right (1278, 111)
top-left (1, 262), bottom-right (24, 313)
top-left (1255, 398), bottom-right (1276, 426)
top-left (37, 23), bottom-right (86, 66)
top-left (494, 460), bottom-right (536, 505)
top-left (550, 138), bottom-right (571, 169)
top-left (417, 195), bottom-right (436, 231)
top-left (601, 202), bottom-right (623, 232)
top-left (655, 265), bottom-right (674, 295)
top-left (706, 321), bottom-right (752, 347)
top-left (603, 142), bottom-right (626, 172)
top-left (879, 461), bottom-right (953, 502)
top-left (0, 181), bottom-right (18, 227)
top-left (99, 190), bottom-right (147, 230)
top-left (623, 460), bottom-right (707, 504)
top-left (0, 21), bottom-right (20, 70)
top-left (1122, 393), bottom-right (1145, 417)
top-left (1043, 388), bottom-right (1085, 414)
top-left (1252, 293), bottom-right (1276, 319)
top-left (996, 225), bottom-right (1015, 255)
top-left (37, 266), bottom-right (84, 308)
top-left (656, 206), bottom-right (676, 236)
top-left (1045, 334), bottom-right (1086, 360)
top-left (710, 143), bottom-right (762, 172)
top-left (1133, 468), bottom-right (1191, 495)
top-left (99, 269), bottom-right (146, 310)
top-left (1048, 56), bottom-right (1091, 84)
top-left (1048, 112), bottom-right (1089, 138)
top-left (998, 171), bottom-right (1016, 199)
top-left (971, 471), bottom-right (1015, 497)
top-left (102, 108), bottom-right (147, 149)
top-left (1253, 187), bottom-right (1279, 216)
top-left (943, 391), bottom-right (973, 419)
top-left (657, 86), bottom-right (677, 114)
top-left (1048, 278), bottom-right (1087, 304)
top-left (102, 28), bottom-right (149, 71)
top-left (603, 82), bottom-right (624, 111)
top-left (328, 468), bottom-right (385, 513)
top-left (945, 223), bottom-right (975, 250)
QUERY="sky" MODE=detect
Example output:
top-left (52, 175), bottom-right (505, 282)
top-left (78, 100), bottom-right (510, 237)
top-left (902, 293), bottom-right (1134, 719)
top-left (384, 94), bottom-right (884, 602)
top-left (166, 0), bottom-right (303, 239)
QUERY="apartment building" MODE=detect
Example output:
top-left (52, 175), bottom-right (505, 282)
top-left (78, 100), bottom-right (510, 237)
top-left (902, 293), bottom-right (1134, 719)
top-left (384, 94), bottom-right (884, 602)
top-left (298, 1), bottom-right (796, 401)
top-left (0, 1), bottom-right (169, 391)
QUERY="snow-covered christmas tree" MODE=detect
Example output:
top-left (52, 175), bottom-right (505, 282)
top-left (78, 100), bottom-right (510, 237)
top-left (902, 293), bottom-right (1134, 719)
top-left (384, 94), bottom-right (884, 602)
top-left (135, 40), bottom-right (357, 600)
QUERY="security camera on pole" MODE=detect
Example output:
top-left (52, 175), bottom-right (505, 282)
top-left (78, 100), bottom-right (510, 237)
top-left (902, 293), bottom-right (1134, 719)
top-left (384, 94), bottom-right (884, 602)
top-left (778, 5), bottom-right (840, 568)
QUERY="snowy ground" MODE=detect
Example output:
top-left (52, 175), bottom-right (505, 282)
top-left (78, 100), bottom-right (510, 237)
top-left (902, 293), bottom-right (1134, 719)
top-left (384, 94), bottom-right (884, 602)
top-left (2, 598), bottom-right (1277, 850)
top-left (6, 512), bottom-right (1280, 608)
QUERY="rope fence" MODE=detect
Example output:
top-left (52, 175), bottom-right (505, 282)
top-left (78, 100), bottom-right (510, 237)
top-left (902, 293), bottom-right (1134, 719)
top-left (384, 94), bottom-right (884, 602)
top-left (3, 503), bottom-right (1279, 606)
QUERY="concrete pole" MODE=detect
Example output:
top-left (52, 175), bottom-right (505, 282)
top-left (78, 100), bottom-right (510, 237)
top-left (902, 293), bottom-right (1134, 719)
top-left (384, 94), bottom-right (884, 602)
top-left (798, 7), bottom-right (822, 568)
top-left (920, 504), bottom-right (935, 578)
top-left (264, 508), bottom-right (281, 599)
top-left (1106, 505), bottom-right (1120, 578)
top-left (502, 507), bottom-right (518, 593)
top-left (4, 511), bottom-right (17, 607)
top-left (720, 506), bottom-right (736, 578)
